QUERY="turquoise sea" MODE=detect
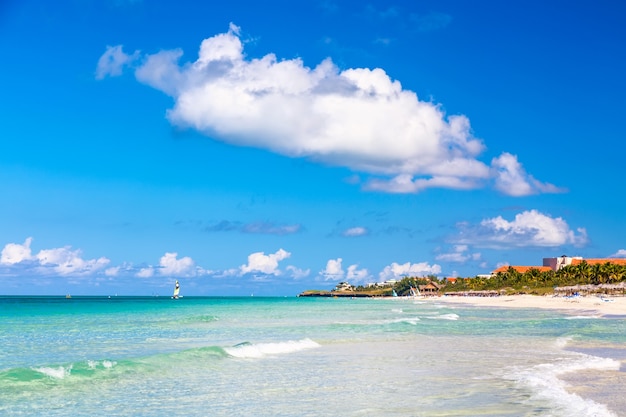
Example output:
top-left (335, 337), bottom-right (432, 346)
top-left (1, 296), bottom-right (625, 416)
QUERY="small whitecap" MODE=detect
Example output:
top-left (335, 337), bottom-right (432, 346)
top-left (33, 365), bottom-right (72, 379)
top-left (102, 360), bottom-right (116, 369)
top-left (425, 313), bottom-right (459, 321)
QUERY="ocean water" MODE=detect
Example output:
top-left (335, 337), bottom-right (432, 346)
top-left (1, 296), bottom-right (625, 417)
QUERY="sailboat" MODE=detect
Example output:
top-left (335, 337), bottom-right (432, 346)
top-left (409, 286), bottom-right (420, 298)
top-left (172, 280), bottom-right (181, 299)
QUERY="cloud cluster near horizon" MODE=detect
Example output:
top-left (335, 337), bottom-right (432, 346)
top-left (0, 237), bottom-right (111, 276)
top-left (96, 23), bottom-right (562, 196)
top-left (1, 207), bottom-right (593, 286)
top-left (452, 209), bottom-right (588, 249)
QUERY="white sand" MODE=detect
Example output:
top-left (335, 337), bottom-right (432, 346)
top-left (430, 294), bottom-right (626, 316)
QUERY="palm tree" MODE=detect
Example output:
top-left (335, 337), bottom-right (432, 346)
top-left (576, 261), bottom-right (592, 284)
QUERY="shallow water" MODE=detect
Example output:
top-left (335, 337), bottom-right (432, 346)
top-left (1, 296), bottom-right (624, 416)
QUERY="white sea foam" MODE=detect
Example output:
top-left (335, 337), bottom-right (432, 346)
top-left (224, 338), bottom-right (320, 359)
top-left (102, 360), bottom-right (116, 369)
top-left (564, 315), bottom-right (602, 320)
top-left (86, 360), bottom-right (116, 370)
top-left (387, 317), bottom-right (420, 325)
top-left (33, 365), bottom-right (72, 379)
top-left (391, 308), bottom-right (403, 313)
top-left (425, 313), bottom-right (459, 321)
top-left (505, 353), bottom-right (620, 417)
top-left (554, 336), bottom-right (574, 349)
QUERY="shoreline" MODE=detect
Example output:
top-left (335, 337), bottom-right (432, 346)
top-left (422, 294), bottom-right (626, 317)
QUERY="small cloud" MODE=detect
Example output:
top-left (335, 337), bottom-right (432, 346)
top-left (204, 220), bottom-right (242, 232)
top-left (320, 258), bottom-right (344, 281)
top-left (319, 258), bottom-right (369, 283)
top-left (239, 249), bottom-right (291, 276)
top-left (491, 153), bottom-right (565, 196)
top-left (242, 222), bottom-right (302, 235)
top-left (286, 265), bottom-right (311, 279)
top-left (158, 252), bottom-right (197, 276)
top-left (342, 226), bottom-right (368, 237)
top-left (346, 264), bottom-right (370, 283)
top-left (610, 249), bottom-right (626, 258)
top-left (379, 261), bottom-right (441, 281)
top-left (373, 37), bottom-right (393, 46)
top-left (95, 45), bottom-right (139, 80)
top-left (1, 237), bottom-right (35, 264)
top-left (136, 267), bottom-right (154, 278)
top-left (435, 245), bottom-right (481, 263)
top-left (205, 220), bottom-right (302, 235)
top-left (105, 266), bottom-right (120, 276)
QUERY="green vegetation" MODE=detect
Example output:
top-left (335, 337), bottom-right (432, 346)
top-left (300, 262), bottom-right (626, 297)
top-left (445, 261), bottom-right (626, 295)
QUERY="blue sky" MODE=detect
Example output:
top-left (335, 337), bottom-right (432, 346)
top-left (1, 0), bottom-right (625, 296)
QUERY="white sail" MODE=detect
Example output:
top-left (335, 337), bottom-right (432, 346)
top-left (173, 280), bottom-right (180, 298)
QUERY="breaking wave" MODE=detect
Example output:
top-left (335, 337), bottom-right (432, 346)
top-left (224, 338), bottom-right (320, 359)
top-left (504, 352), bottom-right (620, 417)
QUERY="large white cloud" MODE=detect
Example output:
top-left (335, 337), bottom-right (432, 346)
top-left (454, 209), bottom-right (588, 248)
top-left (98, 24), bottom-right (560, 196)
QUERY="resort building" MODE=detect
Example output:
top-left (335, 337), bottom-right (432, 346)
top-left (491, 256), bottom-right (626, 275)
top-left (543, 256), bottom-right (626, 271)
top-left (542, 255), bottom-right (583, 270)
top-left (334, 282), bottom-right (354, 292)
top-left (418, 281), bottom-right (442, 295)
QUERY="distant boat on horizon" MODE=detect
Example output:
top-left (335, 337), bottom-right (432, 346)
top-left (172, 280), bottom-right (180, 299)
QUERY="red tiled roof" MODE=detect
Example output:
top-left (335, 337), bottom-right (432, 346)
top-left (491, 265), bottom-right (552, 274)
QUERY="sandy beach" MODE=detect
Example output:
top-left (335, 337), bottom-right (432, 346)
top-left (432, 294), bottom-right (626, 317)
